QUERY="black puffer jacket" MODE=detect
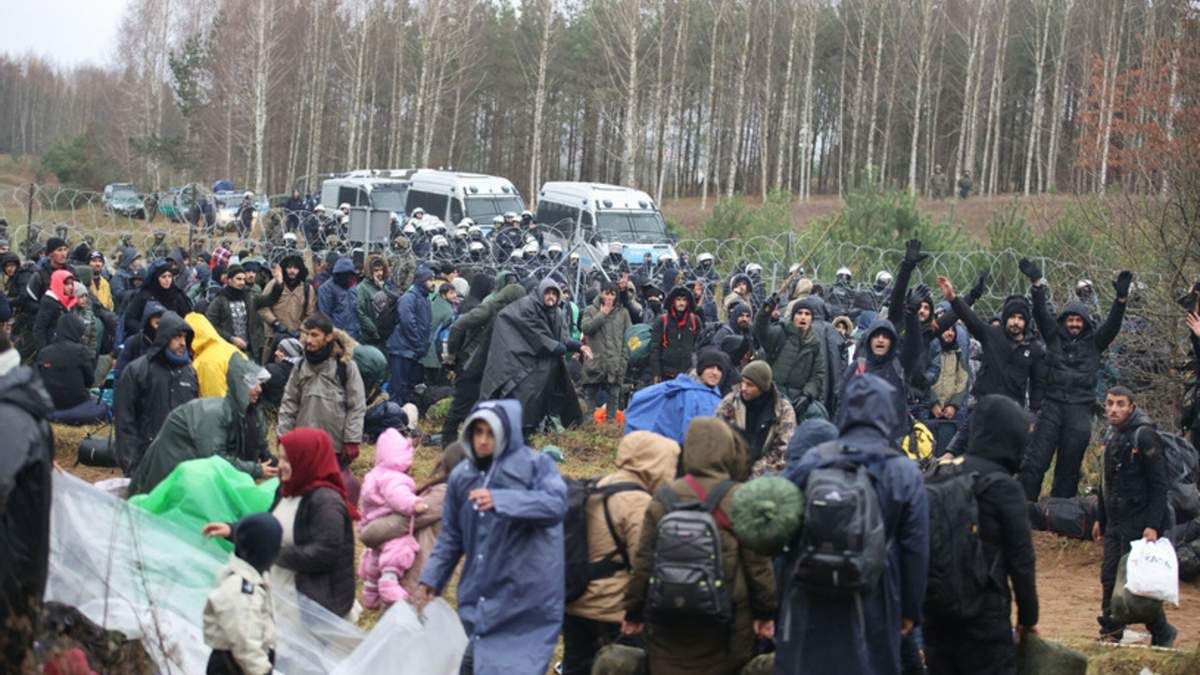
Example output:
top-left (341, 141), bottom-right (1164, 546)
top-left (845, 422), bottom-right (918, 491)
top-left (960, 395), bottom-right (1039, 628)
top-left (837, 317), bottom-right (922, 439)
top-left (0, 359), bottom-right (54, 644)
top-left (950, 295), bottom-right (1045, 409)
top-left (271, 487), bottom-right (356, 616)
top-left (1031, 285), bottom-right (1124, 405)
top-left (113, 311), bottom-right (198, 471)
top-left (649, 286), bottom-right (700, 379)
top-left (1099, 408), bottom-right (1169, 535)
top-left (35, 313), bottom-right (95, 410)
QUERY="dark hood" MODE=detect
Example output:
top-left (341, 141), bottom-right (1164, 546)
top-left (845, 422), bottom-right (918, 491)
top-left (0, 251), bottom-right (20, 271)
top-left (858, 317), bottom-right (898, 364)
top-left (837, 374), bottom-right (900, 446)
top-left (786, 418), bottom-right (838, 467)
top-left (232, 512), bottom-right (283, 574)
top-left (117, 246), bottom-right (141, 272)
top-left (150, 311), bottom-right (192, 356)
top-left (730, 273), bottom-right (752, 293)
top-left (53, 312), bottom-right (86, 344)
top-left (144, 259), bottom-right (172, 284)
top-left (279, 253), bottom-right (309, 285)
top-left (332, 257), bottom-right (356, 275)
top-left (70, 242), bottom-right (92, 265)
top-left (792, 296), bottom-right (824, 320)
top-left (727, 301), bottom-right (752, 330)
top-left (0, 362), bottom-right (54, 420)
top-left (413, 265), bottom-right (434, 289)
top-left (468, 274), bottom-right (495, 302)
top-left (966, 395), bottom-right (1031, 473)
top-left (1057, 301), bottom-right (1096, 333)
top-left (665, 285), bottom-right (695, 314)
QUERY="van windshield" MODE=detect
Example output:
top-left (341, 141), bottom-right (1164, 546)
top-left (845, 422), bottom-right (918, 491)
top-left (464, 195), bottom-right (524, 223)
top-left (596, 211), bottom-right (669, 243)
top-left (371, 186), bottom-right (407, 212)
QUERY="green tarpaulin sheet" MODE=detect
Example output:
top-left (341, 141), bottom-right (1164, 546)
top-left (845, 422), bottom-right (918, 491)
top-left (129, 456), bottom-right (279, 551)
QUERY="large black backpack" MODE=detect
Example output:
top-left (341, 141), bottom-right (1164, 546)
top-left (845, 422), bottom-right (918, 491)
top-left (792, 442), bottom-right (891, 596)
top-left (644, 476), bottom-right (735, 625)
top-left (373, 287), bottom-right (402, 338)
top-left (1159, 430), bottom-right (1200, 521)
top-left (564, 478), bottom-right (648, 603)
top-left (923, 456), bottom-right (1001, 618)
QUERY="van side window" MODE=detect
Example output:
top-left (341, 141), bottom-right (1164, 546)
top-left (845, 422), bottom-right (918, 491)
top-left (338, 187), bottom-right (366, 207)
top-left (405, 190), bottom-right (449, 220)
top-left (580, 210), bottom-right (594, 229)
top-left (449, 198), bottom-right (464, 224)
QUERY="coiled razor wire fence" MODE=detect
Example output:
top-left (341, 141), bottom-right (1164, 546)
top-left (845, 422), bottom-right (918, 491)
top-left (0, 183), bottom-right (1159, 312)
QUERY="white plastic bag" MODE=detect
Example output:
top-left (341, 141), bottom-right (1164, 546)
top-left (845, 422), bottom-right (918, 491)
top-left (1124, 538), bottom-right (1180, 606)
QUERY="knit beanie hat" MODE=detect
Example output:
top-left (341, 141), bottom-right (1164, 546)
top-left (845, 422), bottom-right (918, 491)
top-left (695, 348), bottom-right (728, 377)
top-left (46, 236), bottom-right (69, 253)
top-left (741, 360), bottom-right (773, 391)
top-left (232, 513), bottom-right (283, 573)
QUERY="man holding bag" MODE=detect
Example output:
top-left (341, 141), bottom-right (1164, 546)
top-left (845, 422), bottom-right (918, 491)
top-left (1092, 386), bottom-right (1177, 646)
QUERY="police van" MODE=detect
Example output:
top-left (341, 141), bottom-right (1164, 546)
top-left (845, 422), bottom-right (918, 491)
top-left (534, 182), bottom-right (676, 265)
top-left (320, 169), bottom-right (416, 219)
top-left (403, 169), bottom-right (525, 231)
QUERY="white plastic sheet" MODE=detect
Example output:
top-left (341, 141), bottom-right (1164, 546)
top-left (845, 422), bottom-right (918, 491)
top-left (1125, 537), bottom-right (1180, 606)
top-left (44, 472), bottom-right (471, 674)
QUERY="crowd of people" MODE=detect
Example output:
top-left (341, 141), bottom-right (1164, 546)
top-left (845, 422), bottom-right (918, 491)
top-left (1, 219), bottom-right (1199, 675)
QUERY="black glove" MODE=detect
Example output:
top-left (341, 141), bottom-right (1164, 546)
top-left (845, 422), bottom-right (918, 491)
top-left (1113, 271), bottom-right (1133, 300)
top-left (967, 271), bottom-right (989, 304)
top-left (903, 239), bottom-right (929, 267)
top-left (1018, 258), bottom-right (1042, 283)
top-left (766, 292), bottom-right (780, 311)
top-left (794, 395), bottom-right (813, 416)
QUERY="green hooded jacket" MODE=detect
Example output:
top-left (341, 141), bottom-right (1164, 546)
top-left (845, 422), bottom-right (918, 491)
top-left (128, 355), bottom-right (267, 495)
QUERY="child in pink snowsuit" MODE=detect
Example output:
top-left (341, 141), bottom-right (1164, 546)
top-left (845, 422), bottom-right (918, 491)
top-left (358, 428), bottom-right (426, 607)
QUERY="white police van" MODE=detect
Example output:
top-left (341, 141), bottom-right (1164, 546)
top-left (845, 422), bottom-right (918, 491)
top-left (320, 169), bottom-right (416, 219)
top-left (403, 169), bottom-right (524, 232)
top-left (534, 182), bottom-right (676, 265)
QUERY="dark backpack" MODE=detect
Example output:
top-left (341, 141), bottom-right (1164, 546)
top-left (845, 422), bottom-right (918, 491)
top-left (792, 442), bottom-right (890, 596)
top-left (645, 475), bottom-right (735, 625)
top-left (429, 313), bottom-right (457, 361)
top-left (373, 287), bottom-right (402, 338)
top-left (1159, 430), bottom-right (1200, 521)
top-left (563, 478), bottom-right (648, 603)
top-left (923, 457), bottom-right (1001, 618)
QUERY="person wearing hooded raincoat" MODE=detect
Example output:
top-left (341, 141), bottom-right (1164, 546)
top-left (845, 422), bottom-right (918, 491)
top-left (186, 312), bottom-right (245, 398)
top-left (317, 257), bottom-right (360, 340)
top-left (836, 313), bottom-right (923, 442)
top-left (114, 311), bottom-right (198, 472)
top-left (37, 313), bottom-right (110, 424)
top-left (110, 245), bottom-right (143, 310)
top-left (778, 375), bottom-right (929, 675)
top-left (128, 355), bottom-right (269, 495)
top-left (115, 301), bottom-right (165, 378)
top-left (564, 431), bottom-right (679, 675)
top-left (388, 266), bottom-right (434, 405)
top-left (480, 278), bottom-right (584, 432)
top-left (623, 417), bottom-right (777, 675)
top-left (418, 399), bottom-right (568, 675)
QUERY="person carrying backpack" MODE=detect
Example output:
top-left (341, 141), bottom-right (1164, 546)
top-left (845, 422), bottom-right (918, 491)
top-left (777, 374), bottom-right (928, 675)
top-left (563, 431), bottom-right (680, 675)
top-left (622, 417), bottom-right (776, 675)
top-left (923, 395), bottom-right (1039, 674)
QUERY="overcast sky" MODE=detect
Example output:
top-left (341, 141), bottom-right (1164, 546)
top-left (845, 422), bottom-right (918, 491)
top-left (1, 0), bottom-right (126, 68)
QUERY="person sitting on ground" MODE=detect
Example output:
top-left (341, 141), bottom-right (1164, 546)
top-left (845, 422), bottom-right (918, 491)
top-left (32, 269), bottom-right (77, 350)
top-left (204, 427), bottom-right (360, 621)
top-left (128, 356), bottom-right (274, 495)
top-left (563, 431), bottom-right (680, 675)
top-left (358, 428), bottom-right (427, 608)
top-left (36, 313), bottom-right (110, 425)
top-left (114, 311), bottom-right (197, 473)
top-left (202, 513), bottom-right (282, 675)
top-left (715, 360), bottom-right (797, 476)
top-left (622, 417), bottom-right (776, 675)
top-left (416, 399), bottom-right (568, 674)
top-left (923, 395), bottom-right (1039, 672)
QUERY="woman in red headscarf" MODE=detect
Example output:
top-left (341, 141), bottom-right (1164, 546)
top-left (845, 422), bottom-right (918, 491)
top-left (205, 427), bottom-right (359, 620)
top-left (33, 268), bottom-right (79, 349)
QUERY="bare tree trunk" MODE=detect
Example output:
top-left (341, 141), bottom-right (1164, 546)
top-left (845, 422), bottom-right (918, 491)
top-left (648, 0), bottom-right (668, 195)
top-left (657, 0), bottom-right (688, 205)
top-left (725, 4), bottom-right (752, 199)
top-left (758, 0), bottom-right (776, 199)
top-left (980, 0), bottom-right (1009, 196)
top-left (251, 0), bottom-right (271, 194)
top-left (848, 2), bottom-right (870, 188)
top-left (699, 0), bottom-right (725, 209)
top-left (1162, 9), bottom-right (1182, 195)
top-left (908, 0), bottom-right (935, 196)
top-left (529, 0), bottom-right (554, 196)
top-left (1023, 0), bottom-right (1052, 196)
top-left (954, 0), bottom-right (988, 182)
top-left (1096, 0), bottom-right (1129, 191)
top-left (798, 2), bottom-right (817, 199)
top-left (1044, 0), bottom-right (1074, 193)
top-left (836, 14), bottom-right (849, 195)
top-left (878, 29), bottom-right (901, 187)
top-left (865, 3), bottom-right (884, 183)
top-left (774, 3), bottom-right (800, 192)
